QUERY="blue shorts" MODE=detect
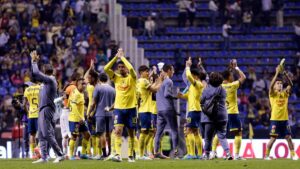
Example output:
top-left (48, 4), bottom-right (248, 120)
top-left (270, 121), bottom-right (291, 138)
top-left (139, 112), bottom-right (152, 130)
top-left (151, 114), bottom-right (157, 129)
top-left (28, 118), bottom-right (38, 134)
top-left (228, 114), bottom-right (242, 132)
top-left (186, 111), bottom-right (201, 128)
top-left (69, 121), bottom-right (89, 135)
top-left (88, 117), bottom-right (96, 136)
top-left (114, 108), bottom-right (137, 129)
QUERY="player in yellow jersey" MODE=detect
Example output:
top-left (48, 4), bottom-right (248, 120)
top-left (211, 59), bottom-right (246, 160)
top-left (24, 79), bottom-right (41, 159)
top-left (178, 57), bottom-right (206, 160)
top-left (104, 48), bottom-right (137, 162)
top-left (264, 65), bottom-right (297, 160)
top-left (137, 65), bottom-right (163, 160)
top-left (84, 60), bottom-right (100, 159)
top-left (68, 77), bottom-right (91, 160)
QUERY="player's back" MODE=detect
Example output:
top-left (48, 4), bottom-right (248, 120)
top-left (187, 80), bottom-right (204, 112)
top-left (222, 81), bottom-right (239, 114)
top-left (24, 84), bottom-right (41, 118)
top-left (94, 83), bottom-right (115, 117)
top-left (86, 84), bottom-right (95, 113)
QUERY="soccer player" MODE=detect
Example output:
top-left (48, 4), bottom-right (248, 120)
top-left (154, 64), bottom-right (179, 159)
top-left (23, 79), bottom-right (41, 159)
top-left (60, 72), bottom-right (79, 157)
top-left (30, 51), bottom-right (64, 164)
top-left (211, 59), bottom-right (246, 160)
top-left (137, 65), bottom-right (163, 160)
top-left (265, 65), bottom-right (297, 160)
top-left (178, 57), bottom-right (206, 160)
top-left (84, 60), bottom-right (99, 158)
top-left (104, 48), bottom-right (137, 162)
top-left (87, 73), bottom-right (116, 160)
top-left (68, 77), bottom-right (91, 160)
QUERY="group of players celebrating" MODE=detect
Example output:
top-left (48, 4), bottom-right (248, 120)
top-left (24, 48), bottom-right (298, 163)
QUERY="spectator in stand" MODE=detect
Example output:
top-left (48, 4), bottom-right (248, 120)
top-left (242, 8), bottom-right (253, 34)
top-left (75, 0), bottom-right (85, 25)
top-left (90, 0), bottom-right (101, 24)
top-left (187, 0), bottom-right (196, 27)
top-left (208, 0), bottom-right (218, 27)
top-left (145, 16), bottom-right (156, 38)
top-left (222, 20), bottom-right (231, 51)
top-left (261, 0), bottom-right (272, 26)
top-left (274, 0), bottom-right (284, 27)
top-left (176, 0), bottom-right (189, 27)
top-left (10, 70), bottom-right (24, 87)
top-left (156, 13), bottom-right (166, 36)
top-left (0, 28), bottom-right (9, 48)
top-left (76, 36), bottom-right (89, 56)
top-left (294, 21), bottom-right (300, 54)
top-left (252, 76), bottom-right (268, 97)
top-left (226, 1), bottom-right (242, 27)
top-left (97, 8), bottom-right (108, 32)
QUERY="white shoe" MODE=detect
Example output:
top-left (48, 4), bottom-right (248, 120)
top-left (128, 156), bottom-right (135, 163)
top-left (139, 156), bottom-right (153, 160)
top-left (292, 156), bottom-right (299, 160)
top-left (53, 156), bottom-right (65, 163)
top-left (104, 154), bottom-right (115, 161)
top-left (112, 155), bottom-right (122, 162)
top-left (234, 155), bottom-right (246, 160)
top-left (264, 156), bottom-right (272, 160)
top-left (210, 151), bottom-right (217, 159)
top-left (32, 158), bottom-right (48, 164)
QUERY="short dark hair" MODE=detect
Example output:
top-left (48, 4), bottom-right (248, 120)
top-left (70, 72), bottom-right (80, 81)
top-left (162, 64), bottom-right (173, 72)
top-left (209, 72), bottom-right (224, 87)
top-left (199, 72), bottom-right (207, 81)
top-left (275, 77), bottom-right (283, 83)
top-left (117, 61), bottom-right (124, 66)
top-left (43, 64), bottom-right (54, 75)
top-left (138, 65), bottom-right (149, 74)
top-left (89, 69), bottom-right (99, 80)
top-left (222, 70), bottom-right (232, 80)
top-left (99, 73), bottom-right (108, 82)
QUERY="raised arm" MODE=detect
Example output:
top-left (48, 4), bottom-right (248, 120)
top-left (84, 59), bottom-right (95, 84)
top-left (283, 71), bottom-right (293, 95)
top-left (148, 73), bottom-right (164, 92)
top-left (231, 59), bottom-right (246, 84)
top-left (104, 54), bottom-right (118, 79)
top-left (119, 49), bottom-right (137, 79)
top-left (269, 66), bottom-right (281, 96)
top-left (30, 51), bottom-right (52, 83)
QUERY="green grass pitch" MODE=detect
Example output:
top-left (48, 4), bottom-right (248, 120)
top-left (1, 159), bottom-right (300, 169)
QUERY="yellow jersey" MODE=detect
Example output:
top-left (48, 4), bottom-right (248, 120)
top-left (185, 68), bottom-right (204, 112)
top-left (24, 84), bottom-right (41, 118)
top-left (112, 74), bottom-right (137, 109)
top-left (86, 84), bottom-right (95, 114)
top-left (68, 88), bottom-right (85, 122)
top-left (222, 81), bottom-right (240, 114)
top-left (137, 78), bottom-right (152, 113)
top-left (270, 91), bottom-right (289, 121)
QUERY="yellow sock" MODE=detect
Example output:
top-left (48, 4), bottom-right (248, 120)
top-left (187, 133), bottom-right (195, 156)
top-left (30, 142), bottom-right (35, 155)
top-left (195, 133), bottom-right (203, 156)
top-left (96, 137), bottom-right (102, 156)
top-left (134, 137), bottom-right (139, 156)
top-left (139, 132), bottom-right (147, 156)
top-left (291, 150), bottom-right (295, 157)
top-left (265, 148), bottom-right (270, 157)
top-left (82, 138), bottom-right (88, 155)
top-left (69, 139), bottom-right (75, 157)
top-left (212, 135), bottom-right (219, 152)
top-left (111, 132), bottom-right (116, 154)
top-left (185, 134), bottom-right (191, 155)
top-left (115, 135), bottom-right (122, 155)
top-left (128, 136), bottom-right (135, 157)
top-left (234, 136), bottom-right (242, 156)
top-left (86, 138), bottom-right (91, 155)
top-left (91, 136), bottom-right (97, 156)
top-left (147, 132), bottom-right (154, 154)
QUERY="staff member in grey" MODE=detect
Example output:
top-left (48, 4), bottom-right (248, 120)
top-left (200, 72), bottom-right (232, 160)
top-left (154, 64), bottom-right (179, 159)
top-left (30, 51), bottom-right (64, 164)
top-left (87, 73), bottom-right (116, 159)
